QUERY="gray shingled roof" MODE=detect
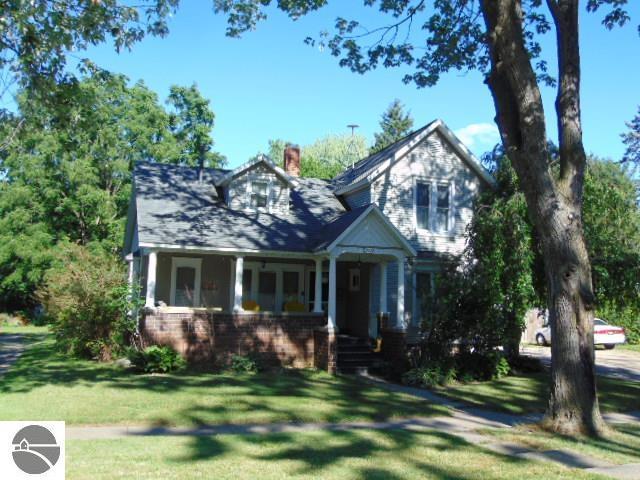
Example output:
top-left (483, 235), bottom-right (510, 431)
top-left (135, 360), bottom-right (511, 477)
top-left (332, 121), bottom-right (435, 190)
top-left (134, 161), bottom-right (351, 252)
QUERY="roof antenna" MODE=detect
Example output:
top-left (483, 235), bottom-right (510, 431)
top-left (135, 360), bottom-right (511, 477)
top-left (346, 124), bottom-right (360, 169)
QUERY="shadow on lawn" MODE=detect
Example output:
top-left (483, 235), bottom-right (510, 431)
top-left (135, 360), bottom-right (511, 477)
top-left (0, 331), bottom-right (444, 426)
top-left (171, 428), bottom-right (535, 479)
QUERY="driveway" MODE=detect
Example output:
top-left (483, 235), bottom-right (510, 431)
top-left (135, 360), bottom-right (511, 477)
top-left (521, 345), bottom-right (640, 383)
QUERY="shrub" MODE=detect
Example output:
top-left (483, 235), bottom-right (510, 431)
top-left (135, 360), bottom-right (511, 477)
top-left (508, 354), bottom-right (544, 374)
top-left (230, 354), bottom-right (260, 373)
top-left (402, 364), bottom-right (457, 388)
top-left (128, 345), bottom-right (186, 373)
top-left (456, 351), bottom-right (510, 381)
top-left (38, 243), bottom-right (141, 360)
top-left (597, 301), bottom-right (640, 345)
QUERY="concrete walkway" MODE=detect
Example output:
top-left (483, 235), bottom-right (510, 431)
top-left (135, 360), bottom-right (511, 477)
top-left (0, 333), bottom-right (24, 377)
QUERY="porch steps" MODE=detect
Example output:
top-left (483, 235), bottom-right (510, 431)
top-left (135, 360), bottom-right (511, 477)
top-left (336, 335), bottom-right (380, 375)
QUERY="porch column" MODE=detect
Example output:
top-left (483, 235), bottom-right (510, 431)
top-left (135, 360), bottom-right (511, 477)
top-left (327, 255), bottom-right (337, 331)
top-left (126, 254), bottom-right (134, 287)
top-left (314, 258), bottom-right (324, 313)
top-left (233, 256), bottom-right (244, 312)
top-left (379, 262), bottom-right (388, 314)
top-left (396, 256), bottom-right (405, 330)
top-left (145, 250), bottom-right (157, 309)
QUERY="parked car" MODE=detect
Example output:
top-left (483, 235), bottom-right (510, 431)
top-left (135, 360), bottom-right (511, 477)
top-left (535, 318), bottom-right (626, 349)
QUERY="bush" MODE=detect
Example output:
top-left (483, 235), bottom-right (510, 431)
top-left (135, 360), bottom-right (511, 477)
top-left (597, 301), bottom-right (640, 345)
top-left (456, 351), bottom-right (510, 381)
top-left (230, 354), bottom-right (260, 374)
top-left (128, 345), bottom-right (186, 373)
top-left (38, 243), bottom-right (142, 360)
top-left (402, 363), bottom-right (457, 388)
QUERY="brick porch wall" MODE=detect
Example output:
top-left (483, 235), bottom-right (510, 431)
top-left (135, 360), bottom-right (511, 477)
top-left (141, 310), bottom-right (326, 368)
top-left (313, 328), bottom-right (337, 374)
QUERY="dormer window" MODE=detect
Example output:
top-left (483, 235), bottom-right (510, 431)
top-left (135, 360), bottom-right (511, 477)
top-left (415, 179), bottom-right (453, 233)
top-left (250, 180), bottom-right (269, 209)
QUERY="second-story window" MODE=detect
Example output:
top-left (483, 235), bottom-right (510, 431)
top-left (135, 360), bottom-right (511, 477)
top-left (250, 180), bottom-right (269, 209)
top-left (415, 179), bottom-right (453, 233)
top-left (436, 184), bottom-right (450, 232)
top-left (416, 181), bottom-right (430, 229)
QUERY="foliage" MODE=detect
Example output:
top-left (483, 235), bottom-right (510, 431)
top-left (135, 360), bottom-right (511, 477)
top-left (371, 99), bottom-right (414, 154)
top-left (266, 133), bottom-right (369, 179)
top-left (167, 84), bottom-right (226, 168)
top-left (597, 301), bottom-right (640, 345)
top-left (402, 364), bottom-right (457, 388)
top-left (38, 243), bottom-right (140, 360)
top-left (621, 105), bottom-right (640, 169)
top-left (128, 345), bottom-right (186, 373)
top-left (230, 354), bottom-right (260, 374)
top-left (0, 68), bottom-right (221, 310)
top-left (0, 0), bottom-right (178, 103)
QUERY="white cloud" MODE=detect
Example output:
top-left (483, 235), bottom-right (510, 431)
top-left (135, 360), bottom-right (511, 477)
top-left (454, 123), bottom-right (500, 152)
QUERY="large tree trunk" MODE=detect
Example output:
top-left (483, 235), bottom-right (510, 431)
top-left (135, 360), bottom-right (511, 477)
top-left (480, 0), bottom-right (605, 435)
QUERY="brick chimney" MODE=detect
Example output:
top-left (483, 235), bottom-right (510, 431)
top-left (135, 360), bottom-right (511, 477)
top-left (284, 144), bottom-right (301, 177)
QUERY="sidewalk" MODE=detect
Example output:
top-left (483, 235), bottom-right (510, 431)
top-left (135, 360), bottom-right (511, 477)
top-left (0, 333), bottom-right (24, 377)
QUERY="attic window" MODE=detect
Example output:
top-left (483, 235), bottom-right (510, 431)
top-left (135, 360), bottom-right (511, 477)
top-left (250, 180), bottom-right (269, 209)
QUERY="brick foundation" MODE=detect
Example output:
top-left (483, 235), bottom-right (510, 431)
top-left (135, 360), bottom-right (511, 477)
top-left (380, 328), bottom-right (408, 376)
top-left (313, 328), bottom-right (337, 374)
top-left (141, 310), bottom-right (326, 368)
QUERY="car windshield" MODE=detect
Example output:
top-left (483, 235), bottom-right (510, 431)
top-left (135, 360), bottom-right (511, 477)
top-left (594, 319), bottom-right (607, 326)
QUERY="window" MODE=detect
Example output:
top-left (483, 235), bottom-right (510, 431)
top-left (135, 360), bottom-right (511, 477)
top-left (415, 179), bottom-right (452, 233)
top-left (416, 181), bottom-right (430, 230)
top-left (436, 184), bottom-right (450, 232)
top-left (170, 257), bottom-right (202, 307)
top-left (283, 271), bottom-right (300, 306)
top-left (308, 271), bottom-right (329, 312)
top-left (250, 180), bottom-right (269, 209)
top-left (258, 271), bottom-right (277, 311)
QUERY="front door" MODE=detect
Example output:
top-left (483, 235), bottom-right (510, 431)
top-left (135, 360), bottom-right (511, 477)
top-left (336, 262), bottom-right (370, 338)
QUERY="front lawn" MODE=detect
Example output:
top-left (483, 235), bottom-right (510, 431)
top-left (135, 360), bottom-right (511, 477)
top-left (619, 344), bottom-right (640, 353)
top-left (480, 423), bottom-right (640, 466)
top-left (0, 327), bottom-right (447, 426)
top-left (434, 372), bottom-right (640, 414)
top-left (66, 428), bottom-right (604, 480)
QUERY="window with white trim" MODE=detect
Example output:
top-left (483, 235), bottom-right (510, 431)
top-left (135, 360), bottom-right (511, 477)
top-left (170, 257), bottom-right (202, 307)
top-left (249, 180), bottom-right (269, 210)
top-left (416, 181), bottom-right (430, 230)
top-left (415, 179), bottom-right (453, 233)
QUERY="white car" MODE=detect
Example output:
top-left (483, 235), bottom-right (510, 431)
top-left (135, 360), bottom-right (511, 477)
top-left (535, 318), bottom-right (626, 349)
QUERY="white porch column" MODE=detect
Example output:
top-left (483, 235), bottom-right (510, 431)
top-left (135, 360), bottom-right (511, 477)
top-left (396, 256), bottom-right (405, 330)
top-left (327, 255), bottom-right (337, 331)
top-left (233, 256), bottom-right (244, 312)
top-left (379, 262), bottom-right (388, 314)
top-left (126, 255), bottom-right (134, 287)
top-left (314, 258), bottom-right (324, 313)
top-left (145, 250), bottom-right (157, 309)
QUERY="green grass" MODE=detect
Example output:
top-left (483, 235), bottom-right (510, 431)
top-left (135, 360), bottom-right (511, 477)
top-left (619, 344), bottom-right (640, 353)
top-left (66, 428), bottom-right (605, 480)
top-left (434, 372), bottom-right (640, 414)
top-left (0, 323), bottom-right (49, 335)
top-left (480, 423), bottom-right (640, 466)
top-left (0, 328), bottom-right (447, 426)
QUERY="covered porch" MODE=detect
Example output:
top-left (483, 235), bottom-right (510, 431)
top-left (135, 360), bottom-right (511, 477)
top-left (127, 205), bottom-right (416, 371)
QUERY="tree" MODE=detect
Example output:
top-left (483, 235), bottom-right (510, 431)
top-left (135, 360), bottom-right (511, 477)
top-left (213, 0), bottom-right (637, 435)
top-left (265, 133), bottom-right (368, 179)
top-left (0, 1), bottom-right (179, 102)
top-left (167, 84), bottom-right (226, 169)
top-left (0, 68), bottom-right (222, 310)
top-left (621, 107), bottom-right (640, 186)
top-left (371, 99), bottom-right (414, 153)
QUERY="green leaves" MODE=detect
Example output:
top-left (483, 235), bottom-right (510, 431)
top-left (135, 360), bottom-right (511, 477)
top-left (371, 99), bottom-right (414, 153)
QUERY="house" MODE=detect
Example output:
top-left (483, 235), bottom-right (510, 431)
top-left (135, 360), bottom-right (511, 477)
top-left (123, 119), bottom-right (493, 373)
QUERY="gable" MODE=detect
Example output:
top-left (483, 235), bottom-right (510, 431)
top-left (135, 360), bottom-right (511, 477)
top-left (227, 162), bottom-right (290, 214)
top-left (337, 212), bottom-right (400, 250)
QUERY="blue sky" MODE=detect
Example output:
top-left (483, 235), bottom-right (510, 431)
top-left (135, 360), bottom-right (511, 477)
top-left (82, 2), bottom-right (640, 168)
